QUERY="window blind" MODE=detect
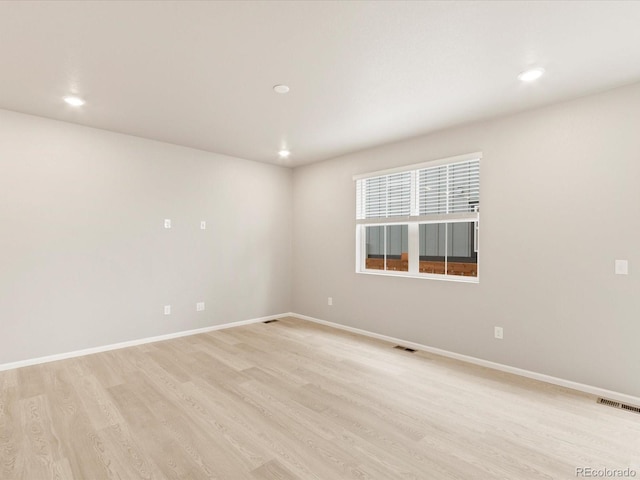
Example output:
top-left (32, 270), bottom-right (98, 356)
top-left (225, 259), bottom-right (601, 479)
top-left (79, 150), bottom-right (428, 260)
top-left (356, 171), bottom-right (412, 219)
top-left (356, 157), bottom-right (479, 220)
top-left (418, 159), bottom-right (479, 215)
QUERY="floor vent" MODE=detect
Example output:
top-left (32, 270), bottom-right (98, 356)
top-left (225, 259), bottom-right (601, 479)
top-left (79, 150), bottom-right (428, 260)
top-left (598, 397), bottom-right (640, 414)
top-left (598, 398), bottom-right (620, 408)
top-left (263, 319), bottom-right (279, 324)
top-left (621, 403), bottom-right (640, 414)
top-left (393, 345), bottom-right (416, 353)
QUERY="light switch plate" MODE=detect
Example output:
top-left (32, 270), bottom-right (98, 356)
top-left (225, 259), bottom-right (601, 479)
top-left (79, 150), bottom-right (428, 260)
top-left (615, 259), bottom-right (629, 275)
top-left (200, 221), bottom-right (206, 230)
top-left (164, 219), bottom-right (171, 229)
top-left (164, 305), bottom-right (171, 315)
top-left (196, 302), bottom-right (205, 312)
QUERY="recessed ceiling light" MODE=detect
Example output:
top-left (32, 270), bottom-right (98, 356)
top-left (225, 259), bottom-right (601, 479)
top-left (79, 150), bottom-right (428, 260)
top-left (278, 149), bottom-right (291, 158)
top-left (64, 95), bottom-right (86, 106)
top-left (273, 85), bottom-right (290, 94)
top-left (518, 68), bottom-right (545, 82)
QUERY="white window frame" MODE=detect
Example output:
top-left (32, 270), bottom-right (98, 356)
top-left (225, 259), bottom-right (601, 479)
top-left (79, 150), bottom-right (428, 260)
top-left (354, 152), bottom-right (481, 283)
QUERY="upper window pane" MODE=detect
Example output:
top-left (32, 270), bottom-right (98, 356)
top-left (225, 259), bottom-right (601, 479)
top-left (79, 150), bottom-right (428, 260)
top-left (448, 161), bottom-right (480, 213)
top-left (418, 165), bottom-right (448, 215)
top-left (386, 172), bottom-right (412, 218)
top-left (357, 171), bottom-right (412, 219)
top-left (418, 159), bottom-right (479, 215)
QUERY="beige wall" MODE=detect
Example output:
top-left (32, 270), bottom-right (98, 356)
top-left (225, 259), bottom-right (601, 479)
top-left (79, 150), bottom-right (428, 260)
top-left (292, 82), bottom-right (640, 397)
top-left (0, 109), bottom-right (293, 364)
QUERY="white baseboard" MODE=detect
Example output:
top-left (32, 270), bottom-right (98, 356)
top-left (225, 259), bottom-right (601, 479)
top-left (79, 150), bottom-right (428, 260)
top-left (0, 313), bottom-right (288, 372)
top-left (288, 312), bottom-right (640, 408)
top-left (4, 311), bottom-right (639, 408)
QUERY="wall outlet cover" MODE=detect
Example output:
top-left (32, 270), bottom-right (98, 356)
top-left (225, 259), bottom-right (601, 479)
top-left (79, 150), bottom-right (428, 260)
top-left (615, 259), bottom-right (629, 275)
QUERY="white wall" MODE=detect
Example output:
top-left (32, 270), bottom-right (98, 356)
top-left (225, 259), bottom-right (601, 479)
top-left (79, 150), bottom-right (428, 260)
top-left (0, 109), bottom-right (292, 364)
top-left (292, 82), bottom-right (640, 397)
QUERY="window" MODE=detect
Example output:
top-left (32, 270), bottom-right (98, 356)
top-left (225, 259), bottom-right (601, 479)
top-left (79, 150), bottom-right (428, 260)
top-left (355, 153), bottom-right (480, 282)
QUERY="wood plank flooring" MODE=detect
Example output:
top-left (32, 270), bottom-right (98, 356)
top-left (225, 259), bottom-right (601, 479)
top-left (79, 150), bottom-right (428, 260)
top-left (1, 316), bottom-right (638, 479)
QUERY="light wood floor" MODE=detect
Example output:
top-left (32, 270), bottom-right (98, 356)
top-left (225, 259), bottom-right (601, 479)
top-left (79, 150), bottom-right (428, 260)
top-left (1, 317), bottom-right (638, 479)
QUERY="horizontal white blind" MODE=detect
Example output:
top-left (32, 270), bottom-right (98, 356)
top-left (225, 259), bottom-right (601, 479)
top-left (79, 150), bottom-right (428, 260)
top-left (418, 165), bottom-right (447, 216)
top-left (418, 159), bottom-right (479, 215)
top-left (356, 156), bottom-right (480, 220)
top-left (353, 152), bottom-right (482, 180)
top-left (356, 171), bottom-right (412, 219)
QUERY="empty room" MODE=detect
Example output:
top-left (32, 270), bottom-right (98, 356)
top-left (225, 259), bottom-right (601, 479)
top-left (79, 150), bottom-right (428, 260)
top-left (1, 1), bottom-right (639, 479)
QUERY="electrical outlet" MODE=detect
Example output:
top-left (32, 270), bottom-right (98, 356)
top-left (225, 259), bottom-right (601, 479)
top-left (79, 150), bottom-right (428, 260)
top-left (164, 219), bottom-right (171, 229)
top-left (200, 221), bottom-right (206, 230)
top-left (164, 305), bottom-right (171, 315)
top-left (494, 326), bottom-right (503, 339)
top-left (196, 302), bottom-right (205, 312)
top-left (328, 297), bottom-right (333, 306)
top-left (615, 259), bottom-right (629, 275)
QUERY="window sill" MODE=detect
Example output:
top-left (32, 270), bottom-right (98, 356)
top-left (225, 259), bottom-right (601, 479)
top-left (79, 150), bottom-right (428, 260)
top-left (357, 269), bottom-right (479, 283)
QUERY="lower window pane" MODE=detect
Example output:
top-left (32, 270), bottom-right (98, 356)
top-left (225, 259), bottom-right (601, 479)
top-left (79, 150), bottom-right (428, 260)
top-left (419, 222), bottom-right (477, 277)
top-left (446, 222), bottom-right (477, 277)
top-left (418, 223), bottom-right (445, 274)
top-left (385, 225), bottom-right (408, 272)
top-left (365, 225), bottom-right (408, 272)
top-left (365, 226), bottom-right (384, 270)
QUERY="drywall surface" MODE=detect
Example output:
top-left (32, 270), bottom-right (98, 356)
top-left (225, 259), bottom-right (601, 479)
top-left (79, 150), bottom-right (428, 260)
top-left (292, 82), bottom-right (640, 397)
top-left (0, 109), bottom-right (292, 364)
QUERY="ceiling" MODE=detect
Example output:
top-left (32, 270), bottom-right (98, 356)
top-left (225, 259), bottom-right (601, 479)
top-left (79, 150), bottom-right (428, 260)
top-left (1, 1), bottom-right (640, 167)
